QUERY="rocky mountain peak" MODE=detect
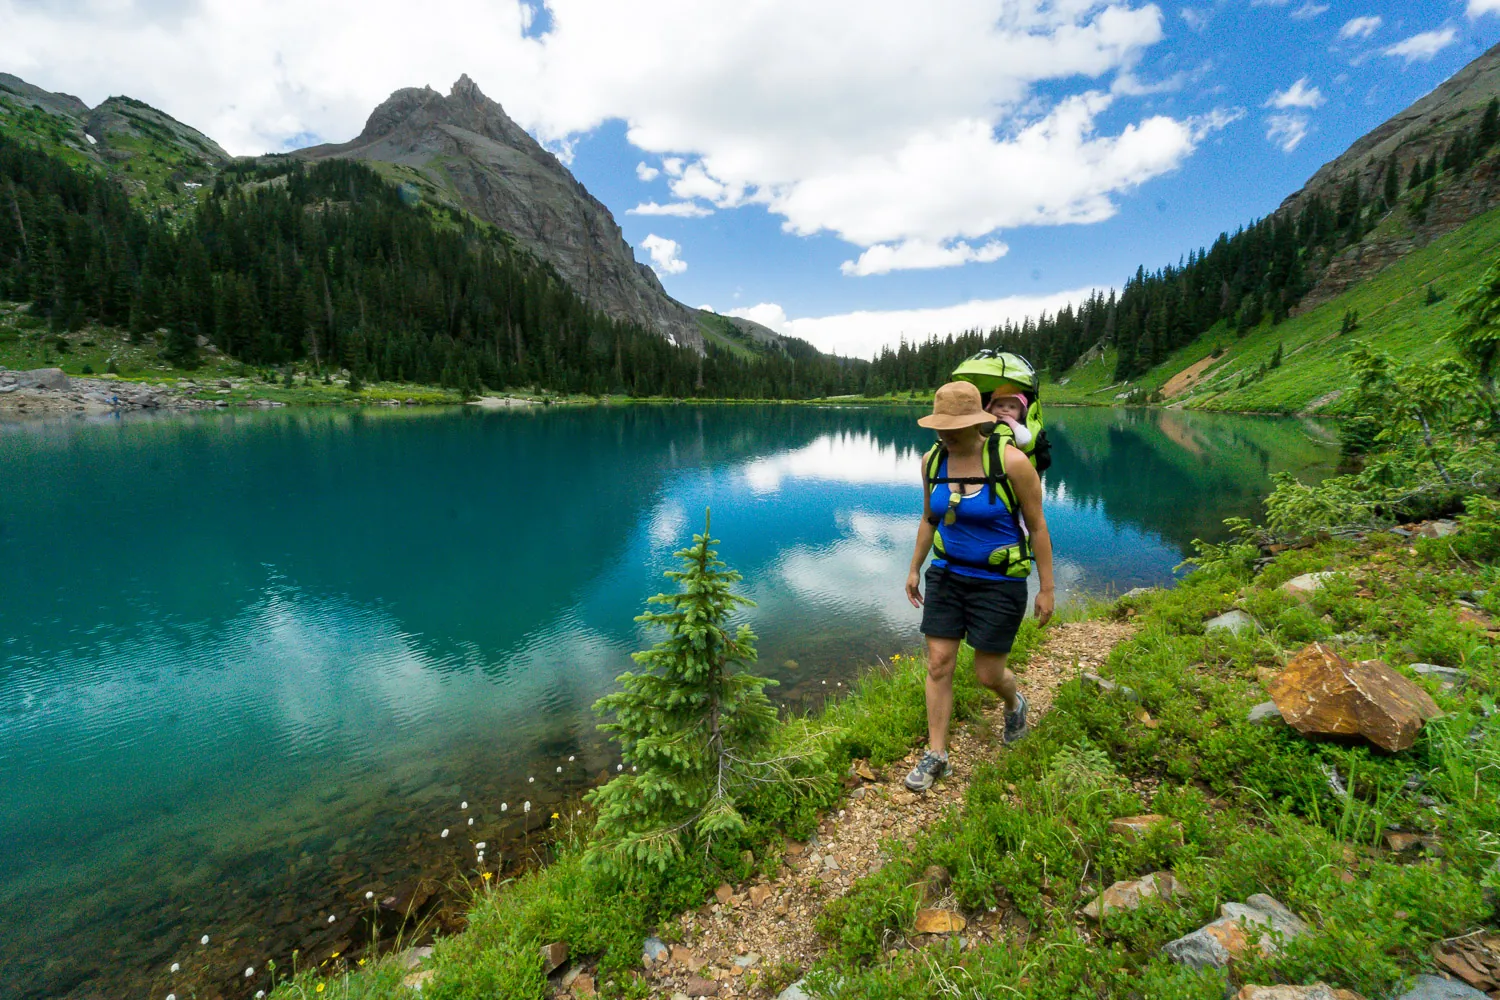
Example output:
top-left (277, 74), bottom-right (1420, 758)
top-left (297, 75), bottom-right (705, 350)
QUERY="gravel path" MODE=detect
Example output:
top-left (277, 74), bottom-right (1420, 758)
top-left (606, 618), bottom-right (1138, 1000)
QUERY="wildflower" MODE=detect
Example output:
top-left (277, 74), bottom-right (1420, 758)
top-left (567, 755), bottom-right (575, 762)
top-left (555, 766), bottom-right (562, 773)
top-left (468, 817), bottom-right (474, 826)
top-left (170, 963), bottom-right (179, 973)
top-left (524, 801), bottom-right (531, 812)
top-left (245, 967), bottom-right (254, 977)
top-left (316, 984), bottom-right (325, 994)
top-left (476, 842), bottom-right (486, 850)
top-left (616, 764), bottom-right (623, 771)
top-left (441, 828), bottom-right (449, 838)
top-left (501, 803), bottom-right (508, 812)
top-left (551, 812), bottom-right (559, 819)
top-left (200, 935), bottom-right (209, 946)
top-left (528, 776), bottom-right (534, 783)
top-left (365, 891), bottom-right (374, 900)
top-left (631, 766), bottom-right (637, 772)
top-left (330, 952), bottom-right (340, 959)
top-left (357, 959), bottom-right (367, 966)
top-left (167, 995), bottom-right (176, 1000)
top-left (460, 800), bottom-right (468, 809)
top-left (257, 993), bottom-right (266, 999)
top-left (328, 914), bottom-right (337, 923)
top-left (482, 871), bottom-right (493, 881)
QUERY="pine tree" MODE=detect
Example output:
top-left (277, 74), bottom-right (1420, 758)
top-left (1480, 98), bottom-right (1500, 154)
top-left (1382, 157), bottom-right (1400, 210)
top-left (587, 512), bottom-right (784, 872)
top-left (1270, 341), bottom-right (1284, 368)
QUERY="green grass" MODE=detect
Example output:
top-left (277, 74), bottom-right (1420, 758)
top-left (1045, 200), bottom-right (1500, 415)
top-left (812, 526), bottom-right (1499, 1000)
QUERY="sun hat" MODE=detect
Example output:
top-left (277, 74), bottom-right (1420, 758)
top-left (917, 381), bottom-right (996, 431)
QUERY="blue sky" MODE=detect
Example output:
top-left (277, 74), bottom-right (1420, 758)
top-left (3, 0), bottom-right (1497, 355)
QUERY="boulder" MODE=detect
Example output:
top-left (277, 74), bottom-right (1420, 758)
top-left (914, 908), bottom-right (966, 933)
top-left (1416, 520), bottom-right (1460, 539)
top-left (1081, 871), bottom-right (1182, 921)
top-left (1268, 644), bottom-right (1442, 752)
top-left (1108, 814), bottom-right (1181, 842)
top-left (1282, 572), bottom-right (1337, 598)
top-left (14, 367), bottom-right (69, 391)
top-left (684, 975), bottom-right (720, 996)
top-left (1248, 701), bottom-right (1287, 726)
top-left (1206, 609), bottom-right (1257, 635)
top-left (1394, 974), bottom-right (1490, 999)
top-left (1165, 894), bottom-right (1309, 969)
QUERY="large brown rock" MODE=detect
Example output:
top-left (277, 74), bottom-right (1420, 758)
top-left (1268, 644), bottom-right (1441, 752)
top-left (1081, 871), bottom-right (1182, 921)
top-left (913, 908), bottom-right (966, 933)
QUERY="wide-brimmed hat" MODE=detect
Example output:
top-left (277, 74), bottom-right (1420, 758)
top-left (918, 381), bottom-right (996, 431)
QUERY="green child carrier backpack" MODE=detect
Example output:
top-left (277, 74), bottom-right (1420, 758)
top-left (950, 350), bottom-right (1051, 474)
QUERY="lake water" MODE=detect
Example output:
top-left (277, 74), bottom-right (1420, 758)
top-left (0, 404), bottom-right (1337, 999)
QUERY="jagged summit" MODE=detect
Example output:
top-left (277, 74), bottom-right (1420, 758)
top-left (297, 75), bottom-right (705, 350)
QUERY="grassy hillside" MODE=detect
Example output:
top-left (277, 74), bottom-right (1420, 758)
top-left (1046, 202), bottom-right (1500, 414)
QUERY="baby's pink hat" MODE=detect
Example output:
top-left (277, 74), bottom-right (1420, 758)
top-left (992, 391), bottom-right (1028, 410)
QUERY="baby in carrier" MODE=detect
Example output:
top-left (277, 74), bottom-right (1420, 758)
top-left (986, 391), bottom-right (1032, 452)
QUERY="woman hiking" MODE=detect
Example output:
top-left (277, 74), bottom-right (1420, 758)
top-left (903, 380), bottom-right (1055, 792)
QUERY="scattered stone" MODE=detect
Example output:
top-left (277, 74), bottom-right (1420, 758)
top-left (1164, 894), bottom-right (1309, 969)
top-left (1108, 814), bottom-right (1181, 842)
top-left (823, 854), bottom-right (840, 872)
top-left (849, 786), bottom-right (867, 800)
top-left (1416, 520), bottom-right (1460, 539)
top-left (776, 981), bottom-right (812, 1000)
top-left (1206, 609), bottom-right (1257, 635)
top-left (714, 884), bottom-right (734, 905)
top-left (1282, 572), bottom-right (1337, 598)
top-left (1395, 974), bottom-right (1491, 999)
top-left (1120, 587), bottom-right (1157, 601)
top-left (1248, 701), bottom-right (1287, 727)
top-left (402, 968), bottom-right (434, 991)
top-left (684, 975), bottom-right (720, 996)
top-left (1269, 643), bottom-right (1442, 752)
top-left (1384, 831), bottom-right (1426, 853)
top-left (854, 761), bottom-right (877, 782)
top-left (1410, 664), bottom-right (1469, 688)
top-left (1431, 931), bottom-right (1500, 992)
top-left (1081, 672), bottom-right (1141, 702)
top-left (1236, 985), bottom-right (1365, 1000)
top-left (1080, 871), bottom-right (1182, 921)
top-left (642, 936), bottom-right (669, 967)
top-left (571, 973), bottom-right (595, 996)
top-left (749, 884), bottom-right (774, 908)
top-left (540, 941), bottom-right (569, 975)
top-left (673, 993), bottom-right (692, 1000)
top-left (914, 908), bottom-right (967, 933)
top-left (732, 953), bottom-right (760, 968)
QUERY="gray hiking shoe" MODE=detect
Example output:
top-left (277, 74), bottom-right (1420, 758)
top-left (1004, 692), bottom-right (1030, 745)
top-left (903, 750), bottom-right (952, 792)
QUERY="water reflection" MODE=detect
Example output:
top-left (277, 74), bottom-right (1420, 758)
top-left (0, 404), bottom-right (1336, 999)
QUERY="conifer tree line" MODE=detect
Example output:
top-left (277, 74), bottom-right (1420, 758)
top-left (865, 98), bottom-right (1500, 391)
top-left (0, 135), bottom-right (867, 398)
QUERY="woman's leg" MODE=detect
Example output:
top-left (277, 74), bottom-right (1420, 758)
top-left (973, 651), bottom-right (1017, 714)
top-left (924, 636), bottom-right (960, 754)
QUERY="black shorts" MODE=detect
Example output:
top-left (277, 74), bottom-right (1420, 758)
top-left (920, 564), bottom-right (1028, 654)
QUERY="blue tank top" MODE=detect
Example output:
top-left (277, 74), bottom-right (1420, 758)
top-left (930, 455), bottom-right (1025, 581)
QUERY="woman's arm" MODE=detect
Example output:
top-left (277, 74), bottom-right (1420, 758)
top-left (906, 457), bottom-right (937, 608)
top-left (1006, 445), bottom-right (1054, 626)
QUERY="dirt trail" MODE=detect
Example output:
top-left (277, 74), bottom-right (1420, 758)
top-left (596, 619), bottom-right (1137, 1000)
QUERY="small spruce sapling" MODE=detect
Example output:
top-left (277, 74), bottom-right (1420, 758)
top-left (587, 511), bottom-right (780, 872)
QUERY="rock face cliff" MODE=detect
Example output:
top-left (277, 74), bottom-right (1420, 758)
top-left (295, 76), bottom-right (705, 351)
top-left (1277, 41), bottom-right (1500, 308)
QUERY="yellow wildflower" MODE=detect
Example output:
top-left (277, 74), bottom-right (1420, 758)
top-left (330, 952), bottom-right (340, 959)
top-left (551, 812), bottom-right (559, 819)
top-left (316, 985), bottom-right (325, 994)
top-left (357, 959), bottom-right (367, 966)
top-left (482, 871), bottom-right (493, 880)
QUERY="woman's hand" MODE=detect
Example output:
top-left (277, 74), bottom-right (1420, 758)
top-left (906, 568), bottom-right (924, 608)
top-left (1033, 587), bottom-right (1054, 626)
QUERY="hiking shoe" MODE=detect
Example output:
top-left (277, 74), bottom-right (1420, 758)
top-left (903, 750), bottom-right (952, 792)
top-left (1003, 692), bottom-right (1030, 745)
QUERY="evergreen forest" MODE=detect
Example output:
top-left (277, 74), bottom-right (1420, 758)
top-left (0, 135), bottom-right (867, 398)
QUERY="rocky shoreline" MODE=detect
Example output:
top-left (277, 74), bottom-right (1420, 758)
top-left (0, 366), bottom-right (265, 418)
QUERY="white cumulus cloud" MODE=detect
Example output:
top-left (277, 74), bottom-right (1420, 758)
top-left (841, 239), bottom-right (1009, 276)
top-left (1382, 27), bottom-right (1459, 64)
top-left (635, 161), bottom-right (660, 182)
top-left (1339, 15), bottom-right (1383, 39)
top-left (1470, 0), bottom-right (1500, 17)
top-left (1266, 113), bottom-right (1311, 152)
top-left (721, 286), bottom-right (1105, 358)
top-left (0, 0), bottom-right (1236, 273)
top-left (1290, 3), bottom-right (1328, 19)
top-left (1266, 78), bottom-right (1325, 109)
top-left (627, 201), bottom-right (713, 217)
top-left (639, 234), bottom-right (686, 275)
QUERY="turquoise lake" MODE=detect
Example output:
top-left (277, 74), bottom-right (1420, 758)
top-left (0, 404), bottom-right (1338, 999)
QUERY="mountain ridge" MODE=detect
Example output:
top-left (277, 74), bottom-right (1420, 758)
top-left (293, 75), bottom-right (708, 352)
